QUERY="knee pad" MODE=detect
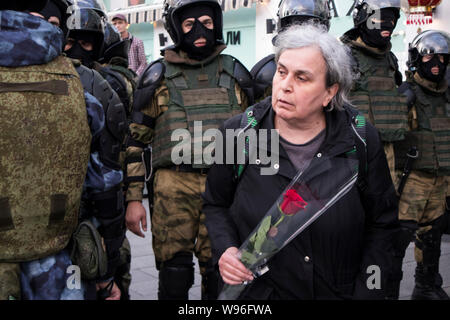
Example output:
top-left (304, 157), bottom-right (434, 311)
top-left (158, 252), bottom-right (194, 300)
top-left (417, 217), bottom-right (444, 247)
top-left (416, 220), bottom-right (443, 266)
top-left (394, 221), bottom-right (417, 257)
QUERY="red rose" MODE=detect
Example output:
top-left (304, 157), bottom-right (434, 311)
top-left (280, 189), bottom-right (307, 215)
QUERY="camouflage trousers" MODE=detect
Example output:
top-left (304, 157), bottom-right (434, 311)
top-left (384, 142), bottom-right (397, 187)
top-left (115, 237), bottom-right (132, 300)
top-left (151, 169), bottom-right (212, 269)
top-left (397, 170), bottom-right (446, 263)
top-left (0, 262), bottom-right (21, 300)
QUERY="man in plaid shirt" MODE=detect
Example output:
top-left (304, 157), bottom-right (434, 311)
top-left (112, 14), bottom-right (148, 76)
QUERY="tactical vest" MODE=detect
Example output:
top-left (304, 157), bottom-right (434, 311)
top-left (395, 82), bottom-right (450, 175)
top-left (0, 56), bottom-right (91, 262)
top-left (349, 47), bottom-right (408, 142)
top-left (152, 55), bottom-right (242, 169)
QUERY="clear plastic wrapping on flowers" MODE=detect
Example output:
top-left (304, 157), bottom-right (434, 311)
top-left (219, 155), bottom-right (360, 300)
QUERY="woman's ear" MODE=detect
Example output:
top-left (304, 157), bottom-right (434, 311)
top-left (323, 83), bottom-right (339, 107)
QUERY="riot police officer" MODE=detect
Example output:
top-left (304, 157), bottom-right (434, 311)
top-left (393, 30), bottom-right (450, 300)
top-left (97, 21), bottom-right (137, 301)
top-left (124, 0), bottom-right (252, 300)
top-left (341, 0), bottom-right (408, 187)
top-left (64, 3), bottom-right (128, 300)
top-left (251, 0), bottom-right (331, 102)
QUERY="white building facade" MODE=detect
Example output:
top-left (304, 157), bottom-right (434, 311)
top-left (103, 0), bottom-right (449, 76)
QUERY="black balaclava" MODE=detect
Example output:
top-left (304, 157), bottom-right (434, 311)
top-left (417, 54), bottom-right (449, 83)
top-left (65, 33), bottom-right (98, 68)
top-left (39, 1), bottom-right (61, 23)
top-left (360, 8), bottom-right (397, 49)
top-left (178, 5), bottom-right (215, 61)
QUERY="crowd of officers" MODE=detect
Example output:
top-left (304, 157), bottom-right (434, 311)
top-left (0, 0), bottom-right (449, 300)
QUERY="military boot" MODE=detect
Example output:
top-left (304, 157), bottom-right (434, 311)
top-left (411, 263), bottom-right (450, 300)
top-left (200, 260), bottom-right (220, 300)
top-left (411, 228), bottom-right (450, 300)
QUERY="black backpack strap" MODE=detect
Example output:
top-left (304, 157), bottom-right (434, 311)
top-left (348, 110), bottom-right (368, 193)
top-left (232, 104), bottom-right (271, 183)
top-left (233, 106), bottom-right (257, 182)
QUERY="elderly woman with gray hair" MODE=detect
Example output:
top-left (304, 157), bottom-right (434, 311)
top-left (202, 24), bottom-right (399, 299)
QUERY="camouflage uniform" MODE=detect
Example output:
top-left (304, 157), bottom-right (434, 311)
top-left (341, 35), bottom-right (408, 186)
top-left (0, 263), bottom-right (21, 300)
top-left (126, 45), bottom-right (248, 299)
top-left (0, 10), bottom-right (100, 299)
top-left (393, 71), bottom-right (450, 299)
top-left (397, 170), bottom-right (446, 238)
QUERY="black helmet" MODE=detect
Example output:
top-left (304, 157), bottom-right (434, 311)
top-left (49, 0), bottom-right (71, 20)
top-left (100, 22), bottom-right (130, 63)
top-left (277, 0), bottom-right (331, 31)
top-left (40, 0), bottom-right (71, 35)
top-left (0, 0), bottom-right (48, 11)
top-left (66, 7), bottom-right (105, 60)
top-left (70, 0), bottom-right (107, 19)
top-left (352, 0), bottom-right (400, 27)
top-left (407, 30), bottom-right (450, 71)
top-left (162, 0), bottom-right (223, 47)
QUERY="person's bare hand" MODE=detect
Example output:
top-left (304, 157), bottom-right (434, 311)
top-left (126, 201), bottom-right (147, 237)
top-left (218, 247), bottom-right (254, 285)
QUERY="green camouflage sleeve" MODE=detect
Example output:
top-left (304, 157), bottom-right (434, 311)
top-left (125, 84), bottom-right (169, 202)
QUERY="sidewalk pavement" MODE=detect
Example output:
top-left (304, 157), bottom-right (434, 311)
top-left (127, 199), bottom-right (450, 300)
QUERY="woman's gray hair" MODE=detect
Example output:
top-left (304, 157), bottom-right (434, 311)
top-left (274, 23), bottom-right (356, 111)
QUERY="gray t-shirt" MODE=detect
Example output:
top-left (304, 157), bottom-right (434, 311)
top-left (279, 129), bottom-right (326, 173)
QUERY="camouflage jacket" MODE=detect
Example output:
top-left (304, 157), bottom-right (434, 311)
top-left (0, 10), bottom-right (110, 192)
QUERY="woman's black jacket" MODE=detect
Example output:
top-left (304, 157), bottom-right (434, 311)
top-left (202, 97), bottom-right (400, 300)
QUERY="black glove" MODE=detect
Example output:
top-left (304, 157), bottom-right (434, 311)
top-left (97, 280), bottom-right (114, 300)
